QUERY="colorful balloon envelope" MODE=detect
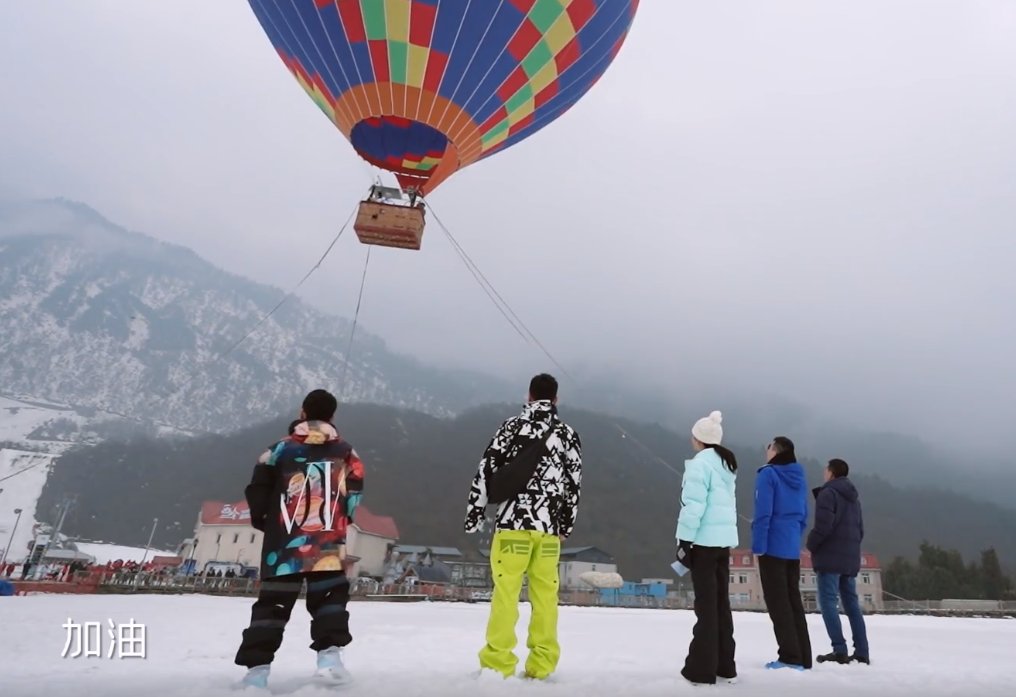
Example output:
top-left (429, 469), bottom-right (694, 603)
top-left (248, 0), bottom-right (640, 197)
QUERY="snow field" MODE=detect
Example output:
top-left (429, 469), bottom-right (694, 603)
top-left (1, 594), bottom-right (1013, 696)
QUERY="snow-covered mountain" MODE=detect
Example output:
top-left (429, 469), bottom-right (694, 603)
top-left (0, 198), bottom-right (510, 435)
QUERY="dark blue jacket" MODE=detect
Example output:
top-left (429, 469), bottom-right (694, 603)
top-left (751, 461), bottom-right (809, 559)
top-left (806, 476), bottom-right (864, 576)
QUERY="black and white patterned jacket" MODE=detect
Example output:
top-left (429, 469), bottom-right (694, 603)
top-left (464, 400), bottom-right (582, 538)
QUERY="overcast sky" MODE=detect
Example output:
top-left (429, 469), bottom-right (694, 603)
top-left (2, 1), bottom-right (1015, 455)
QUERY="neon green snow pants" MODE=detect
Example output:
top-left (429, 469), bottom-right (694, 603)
top-left (479, 530), bottom-right (561, 679)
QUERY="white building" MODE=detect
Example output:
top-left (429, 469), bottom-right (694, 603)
top-left (176, 501), bottom-right (263, 574)
top-left (177, 500), bottom-right (398, 579)
top-left (558, 547), bottom-right (618, 590)
top-left (344, 508), bottom-right (400, 578)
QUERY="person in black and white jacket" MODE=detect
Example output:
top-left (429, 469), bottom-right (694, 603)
top-left (464, 373), bottom-right (582, 681)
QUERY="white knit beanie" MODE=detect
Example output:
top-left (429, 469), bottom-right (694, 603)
top-left (692, 410), bottom-right (723, 445)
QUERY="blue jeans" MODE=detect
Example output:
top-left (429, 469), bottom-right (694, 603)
top-left (816, 572), bottom-right (869, 658)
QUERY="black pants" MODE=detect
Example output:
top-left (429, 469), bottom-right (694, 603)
top-left (681, 546), bottom-right (736, 684)
top-left (235, 571), bottom-right (351, 668)
top-left (758, 555), bottom-right (812, 668)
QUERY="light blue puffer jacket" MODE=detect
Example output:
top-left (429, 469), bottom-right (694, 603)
top-left (676, 447), bottom-right (739, 548)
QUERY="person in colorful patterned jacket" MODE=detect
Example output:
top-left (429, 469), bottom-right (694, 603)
top-left (234, 389), bottom-right (365, 689)
top-left (464, 373), bottom-right (582, 681)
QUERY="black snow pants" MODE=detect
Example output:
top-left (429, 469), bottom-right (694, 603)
top-left (681, 546), bottom-right (737, 684)
top-left (758, 555), bottom-right (813, 668)
top-left (235, 571), bottom-right (351, 668)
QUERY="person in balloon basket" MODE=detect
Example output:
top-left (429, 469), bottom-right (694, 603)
top-left (752, 436), bottom-right (813, 670)
top-left (464, 373), bottom-right (582, 681)
top-left (234, 389), bottom-right (365, 690)
top-left (807, 458), bottom-right (870, 666)
top-left (675, 411), bottom-right (740, 686)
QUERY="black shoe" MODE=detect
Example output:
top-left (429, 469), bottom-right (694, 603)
top-left (681, 668), bottom-right (715, 686)
top-left (817, 652), bottom-right (851, 665)
top-left (851, 654), bottom-right (871, 665)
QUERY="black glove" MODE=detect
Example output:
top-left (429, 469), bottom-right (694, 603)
top-left (676, 539), bottom-right (694, 569)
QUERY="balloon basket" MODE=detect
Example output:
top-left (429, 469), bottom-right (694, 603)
top-left (354, 199), bottom-right (426, 251)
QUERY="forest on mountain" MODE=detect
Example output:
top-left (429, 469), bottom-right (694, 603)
top-left (41, 403), bottom-right (1016, 580)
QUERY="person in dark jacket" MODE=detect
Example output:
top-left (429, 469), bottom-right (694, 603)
top-left (807, 458), bottom-right (870, 665)
top-left (752, 436), bottom-right (812, 670)
top-left (234, 389), bottom-right (365, 689)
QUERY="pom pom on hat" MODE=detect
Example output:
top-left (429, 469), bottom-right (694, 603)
top-left (692, 410), bottom-right (724, 445)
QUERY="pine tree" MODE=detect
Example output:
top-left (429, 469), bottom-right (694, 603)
top-left (980, 548), bottom-right (1011, 600)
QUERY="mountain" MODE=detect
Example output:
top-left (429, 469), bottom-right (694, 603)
top-left (3, 197), bottom-right (1011, 512)
top-left (0, 198), bottom-right (512, 434)
top-left (38, 403), bottom-right (1016, 579)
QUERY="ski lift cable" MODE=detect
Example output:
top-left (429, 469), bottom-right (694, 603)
top-left (0, 459), bottom-right (51, 484)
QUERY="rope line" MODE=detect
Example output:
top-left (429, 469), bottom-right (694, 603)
top-left (219, 204), bottom-right (358, 359)
top-left (421, 201), bottom-right (701, 497)
top-left (436, 216), bottom-right (529, 342)
top-left (428, 203), bottom-right (573, 381)
top-left (340, 245), bottom-right (372, 396)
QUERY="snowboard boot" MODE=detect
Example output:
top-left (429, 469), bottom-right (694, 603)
top-left (238, 665), bottom-right (270, 690)
top-left (817, 652), bottom-right (851, 665)
top-left (315, 647), bottom-right (353, 685)
top-left (851, 654), bottom-right (871, 665)
top-left (765, 661), bottom-right (805, 671)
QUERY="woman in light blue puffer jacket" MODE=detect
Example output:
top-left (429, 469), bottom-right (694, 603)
top-left (676, 410), bottom-right (739, 686)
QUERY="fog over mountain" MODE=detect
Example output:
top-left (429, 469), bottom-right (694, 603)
top-left (2, 1), bottom-right (1015, 462)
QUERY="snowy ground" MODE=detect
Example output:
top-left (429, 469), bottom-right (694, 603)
top-left (1, 595), bottom-right (1012, 697)
top-left (0, 394), bottom-right (76, 452)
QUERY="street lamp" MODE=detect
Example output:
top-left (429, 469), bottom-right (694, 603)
top-left (2, 508), bottom-right (24, 567)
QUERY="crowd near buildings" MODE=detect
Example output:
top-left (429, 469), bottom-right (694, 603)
top-left (1, 498), bottom-right (884, 611)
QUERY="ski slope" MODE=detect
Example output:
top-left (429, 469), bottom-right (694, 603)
top-left (1, 595), bottom-right (1012, 696)
top-left (73, 542), bottom-right (178, 564)
top-left (0, 448), bottom-right (55, 562)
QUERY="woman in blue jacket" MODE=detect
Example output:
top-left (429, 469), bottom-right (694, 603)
top-left (676, 411), bottom-right (739, 685)
top-left (752, 436), bottom-right (812, 670)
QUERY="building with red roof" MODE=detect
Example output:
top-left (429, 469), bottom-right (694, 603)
top-left (725, 549), bottom-right (883, 611)
top-left (177, 500), bottom-right (399, 579)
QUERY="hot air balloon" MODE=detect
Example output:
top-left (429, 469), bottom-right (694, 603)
top-left (248, 0), bottom-right (639, 249)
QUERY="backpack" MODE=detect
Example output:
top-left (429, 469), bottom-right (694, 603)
top-left (486, 420), bottom-right (558, 504)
